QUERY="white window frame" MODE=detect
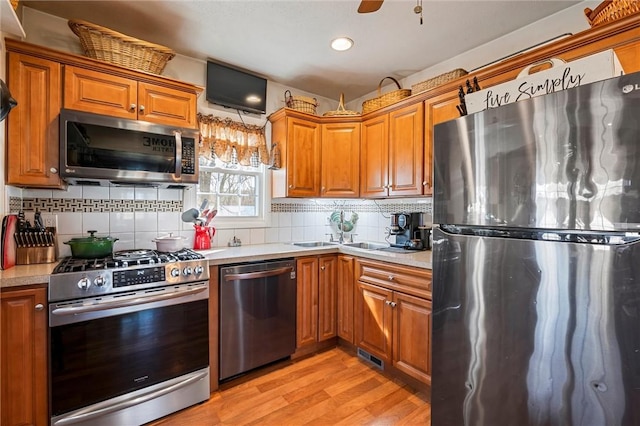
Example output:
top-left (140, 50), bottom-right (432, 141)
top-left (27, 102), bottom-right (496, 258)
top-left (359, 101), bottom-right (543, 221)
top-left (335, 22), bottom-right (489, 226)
top-left (192, 163), bottom-right (270, 229)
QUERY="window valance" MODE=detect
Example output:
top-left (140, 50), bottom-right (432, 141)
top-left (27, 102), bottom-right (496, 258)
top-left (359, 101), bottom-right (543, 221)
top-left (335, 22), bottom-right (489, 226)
top-left (197, 113), bottom-right (269, 167)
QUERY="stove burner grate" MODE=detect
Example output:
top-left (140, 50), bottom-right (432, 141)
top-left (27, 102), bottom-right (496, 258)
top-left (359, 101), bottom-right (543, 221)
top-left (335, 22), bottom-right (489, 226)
top-left (52, 248), bottom-right (205, 274)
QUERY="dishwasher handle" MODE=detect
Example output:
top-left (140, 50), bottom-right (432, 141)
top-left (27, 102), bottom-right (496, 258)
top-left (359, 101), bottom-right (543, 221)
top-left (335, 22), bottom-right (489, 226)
top-left (224, 266), bottom-right (294, 281)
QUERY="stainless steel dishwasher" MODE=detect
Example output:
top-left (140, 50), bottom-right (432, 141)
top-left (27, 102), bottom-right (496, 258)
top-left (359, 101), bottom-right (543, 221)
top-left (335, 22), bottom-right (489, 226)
top-left (219, 259), bottom-right (297, 381)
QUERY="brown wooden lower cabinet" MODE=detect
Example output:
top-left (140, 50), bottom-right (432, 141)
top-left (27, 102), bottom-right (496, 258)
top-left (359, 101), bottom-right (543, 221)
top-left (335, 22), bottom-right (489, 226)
top-left (296, 255), bottom-right (337, 350)
top-left (354, 258), bottom-right (432, 385)
top-left (208, 265), bottom-right (219, 393)
top-left (336, 255), bottom-right (355, 343)
top-left (0, 285), bottom-right (48, 426)
top-left (393, 291), bottom-right (432, 385)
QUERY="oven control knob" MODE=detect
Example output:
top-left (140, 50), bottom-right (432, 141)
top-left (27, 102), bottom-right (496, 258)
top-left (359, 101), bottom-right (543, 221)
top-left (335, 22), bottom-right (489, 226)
top-left (183, 267), bottom-right (193, 276)
top-left (171, 268), bottom-right (180, 277)
top-left (77, 277), bottom-right (91, 291)
top-left (194, 265), bottom-right (204, 275)
top-left (94, 276), bottom-right (106, 287)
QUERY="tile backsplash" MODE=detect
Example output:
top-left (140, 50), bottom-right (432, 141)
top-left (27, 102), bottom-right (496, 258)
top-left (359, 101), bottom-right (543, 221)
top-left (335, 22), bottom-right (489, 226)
top-left (8, 185), bottom-right (432, 257)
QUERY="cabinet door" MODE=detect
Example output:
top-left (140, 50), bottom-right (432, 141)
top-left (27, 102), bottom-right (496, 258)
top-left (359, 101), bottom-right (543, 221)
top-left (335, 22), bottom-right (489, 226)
top-left (1, 287), bottom-right (48, 426)
top-left (64, 66), bottom-right (137, 119)
top-left (424, 92), bottom-right (460, 196)
top-left (392, 292), bottom-right (432, 385)
top-left (388, 103), bottom-right (424, 197)
top-left (318, 255), bottom-right (338, 341)
top-left (355, 281), bottom-right (393, 363)
top-left (287, 117), bottom-right (321, 197)
top-left (360, 114), bottom-right (389, 197)
top-left (337, 255), bottom-right (355, 343)
top-left (6, 53), bottom-right (63, 188)
top-left (321, 122), bottom-right (360, 198)
top-left (296, 257), bottom-right (319, 348)
top-left (138, 82), bottom-right (197, 128)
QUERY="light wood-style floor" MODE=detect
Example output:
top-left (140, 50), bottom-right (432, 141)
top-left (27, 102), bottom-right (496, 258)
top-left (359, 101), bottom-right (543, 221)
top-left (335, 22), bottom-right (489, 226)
top-left (150, 347), bottom-right (431, 425)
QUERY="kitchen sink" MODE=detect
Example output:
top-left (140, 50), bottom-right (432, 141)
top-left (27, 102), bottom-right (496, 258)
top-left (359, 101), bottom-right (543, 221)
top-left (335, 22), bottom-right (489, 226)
top-left (342, 241), bottom-right (390, 250)
top-left (291, 241), bottom-right (338, 247)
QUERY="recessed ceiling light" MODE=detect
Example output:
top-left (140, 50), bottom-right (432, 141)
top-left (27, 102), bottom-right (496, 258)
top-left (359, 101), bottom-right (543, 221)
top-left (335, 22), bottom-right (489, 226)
top-left (331, 37), bottom-right (354, 51)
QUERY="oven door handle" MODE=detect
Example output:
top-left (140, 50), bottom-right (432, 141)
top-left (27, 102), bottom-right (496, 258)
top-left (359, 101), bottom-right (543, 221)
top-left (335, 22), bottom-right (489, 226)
top-left (52, 369), bottom-right (208, 426)
top-left (224, 266), bottom-right (293, 281)
top-left (51, 285), bottom-right (207, 316)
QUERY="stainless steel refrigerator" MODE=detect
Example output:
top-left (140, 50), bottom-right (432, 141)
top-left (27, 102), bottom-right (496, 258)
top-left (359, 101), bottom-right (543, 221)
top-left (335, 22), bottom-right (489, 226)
top-left (432, 71), bottom-right (640, 425)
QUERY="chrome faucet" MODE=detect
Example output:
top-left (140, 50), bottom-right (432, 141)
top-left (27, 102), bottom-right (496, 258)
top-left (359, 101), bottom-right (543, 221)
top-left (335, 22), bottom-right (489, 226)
top-left (338, 210), bottom-right (345, 244)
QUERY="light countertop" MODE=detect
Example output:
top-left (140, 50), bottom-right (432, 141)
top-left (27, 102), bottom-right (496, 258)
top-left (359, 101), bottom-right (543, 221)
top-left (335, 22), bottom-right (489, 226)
top-left (0, 243), bottom-right (432, 289)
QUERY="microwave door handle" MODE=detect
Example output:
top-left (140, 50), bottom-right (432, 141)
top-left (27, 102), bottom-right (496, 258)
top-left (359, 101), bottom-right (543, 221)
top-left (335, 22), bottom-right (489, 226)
top-left (174, 130), bottom-right (182, 178)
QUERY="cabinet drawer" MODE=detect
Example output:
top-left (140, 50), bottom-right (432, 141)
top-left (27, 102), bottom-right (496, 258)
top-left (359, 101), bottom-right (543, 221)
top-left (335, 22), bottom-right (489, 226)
top-left (356, 258), bottom-right (431, 299)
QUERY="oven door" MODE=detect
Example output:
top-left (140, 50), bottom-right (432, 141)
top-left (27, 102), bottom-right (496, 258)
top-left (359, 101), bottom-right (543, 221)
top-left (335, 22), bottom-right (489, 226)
top-left (49, 283), bottom-right (209, 425)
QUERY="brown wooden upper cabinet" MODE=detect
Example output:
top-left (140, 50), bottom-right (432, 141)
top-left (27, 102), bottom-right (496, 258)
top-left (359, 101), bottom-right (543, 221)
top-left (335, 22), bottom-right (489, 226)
top-left (6, 51), bottom-right (63, 188)
top-left (64, 66), bottom-right (197, 128)
top-left (269, 109), bottom-right (360, 198)
top-left (360, 103), bottom-right (424, 198)
top-left (424, 93), bottom-right (461, 196)
top-left (270, 110), bottom-right (321, 198)
top-left (321, 121), bottom-right (360, 197)
top-left (4, 39), bottom-right (201, 189)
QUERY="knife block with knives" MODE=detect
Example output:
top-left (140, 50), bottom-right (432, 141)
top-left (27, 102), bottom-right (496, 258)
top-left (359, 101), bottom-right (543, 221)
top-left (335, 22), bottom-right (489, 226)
top-left (14, 209), bottom-right (57, 265)
top-left (15, 227), bottom-right (57, 265)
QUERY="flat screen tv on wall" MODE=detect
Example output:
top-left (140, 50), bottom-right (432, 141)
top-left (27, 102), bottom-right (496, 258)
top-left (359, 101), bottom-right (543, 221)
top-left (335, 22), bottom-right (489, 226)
top-left (206, 61), bottom-right (267, 115)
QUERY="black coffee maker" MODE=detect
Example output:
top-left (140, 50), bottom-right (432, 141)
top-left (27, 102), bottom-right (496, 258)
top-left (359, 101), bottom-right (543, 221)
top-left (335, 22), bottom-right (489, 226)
top-left (389, 212), bottom-right (430, 250)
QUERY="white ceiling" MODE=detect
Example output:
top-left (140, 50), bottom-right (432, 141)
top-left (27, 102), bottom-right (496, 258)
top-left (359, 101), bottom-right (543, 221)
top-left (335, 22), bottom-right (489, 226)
top-left (22, 0), bottom-right (583, 101)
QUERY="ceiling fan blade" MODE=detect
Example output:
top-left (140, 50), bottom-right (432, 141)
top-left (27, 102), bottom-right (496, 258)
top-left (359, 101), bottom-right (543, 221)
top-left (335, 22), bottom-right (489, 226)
top-left (358, 0), bottom-right (384, 13)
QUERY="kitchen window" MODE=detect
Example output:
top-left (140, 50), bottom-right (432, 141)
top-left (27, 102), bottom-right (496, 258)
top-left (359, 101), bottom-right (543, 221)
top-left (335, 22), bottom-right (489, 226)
top-left (196, 113), bottom-right (270, 228)
top-left (197, 163), bottom-right (263, 218)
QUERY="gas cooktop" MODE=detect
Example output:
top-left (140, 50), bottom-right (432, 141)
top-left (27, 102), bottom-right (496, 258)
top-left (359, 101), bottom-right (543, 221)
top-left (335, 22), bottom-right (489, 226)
top-left (53, 248), bottom-right (205, 273)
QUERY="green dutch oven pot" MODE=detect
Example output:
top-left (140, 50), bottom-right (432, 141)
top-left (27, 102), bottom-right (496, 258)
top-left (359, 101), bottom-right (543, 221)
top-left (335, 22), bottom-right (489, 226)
top-left (64, 230), bottom-right (119, 258)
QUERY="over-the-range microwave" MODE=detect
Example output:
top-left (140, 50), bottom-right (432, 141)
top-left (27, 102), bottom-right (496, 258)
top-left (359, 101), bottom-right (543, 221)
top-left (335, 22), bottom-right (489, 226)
top-left (59, 109), bottom-right (199, 188)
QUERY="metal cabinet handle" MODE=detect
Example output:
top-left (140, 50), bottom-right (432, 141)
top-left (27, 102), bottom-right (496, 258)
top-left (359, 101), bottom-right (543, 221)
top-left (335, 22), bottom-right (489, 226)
top-left (35, 303), bottom-right (44, 311)
top-left (388, 275), bottom-right (394, 281)
top-left (385, 300), bottom-right (391, 305)
top-left (390, 302), bottom-right (397, 308)
top-left (50, 167), bottom-right (58, 174)
top-left (321, 266), bottom-right (325, 271)
top-left (129, 103), bottom-right (136, 110)
top-left (139, 105), bottom-right (145, 113)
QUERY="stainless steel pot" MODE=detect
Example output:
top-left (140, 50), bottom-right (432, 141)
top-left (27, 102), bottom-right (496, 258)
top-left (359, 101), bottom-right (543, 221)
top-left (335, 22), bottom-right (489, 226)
top-left (153, 233), bottom-right (186, 252)
top-left (64, 230), bottom-right (118, 258)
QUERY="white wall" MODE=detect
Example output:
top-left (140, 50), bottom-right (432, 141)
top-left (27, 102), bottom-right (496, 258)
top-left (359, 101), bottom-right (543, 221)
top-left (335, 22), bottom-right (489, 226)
top-left (347, 1), bottom-right (599, 110)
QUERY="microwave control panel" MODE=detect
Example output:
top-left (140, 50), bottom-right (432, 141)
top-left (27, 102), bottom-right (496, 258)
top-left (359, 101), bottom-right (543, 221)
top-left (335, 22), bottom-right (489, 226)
top-left (182, 138), bottom-right (196, 175)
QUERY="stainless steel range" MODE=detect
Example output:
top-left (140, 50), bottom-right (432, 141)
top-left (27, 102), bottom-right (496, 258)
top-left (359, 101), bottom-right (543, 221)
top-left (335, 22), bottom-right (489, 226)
top-left (48, 248), bottom-right (210, 426)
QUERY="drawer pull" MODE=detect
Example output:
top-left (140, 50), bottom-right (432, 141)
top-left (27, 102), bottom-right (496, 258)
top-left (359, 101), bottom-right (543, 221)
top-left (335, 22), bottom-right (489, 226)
top-left (129, 103), bottom-right (136, 110)
top-left (35, 303), bottom-right (44, 311)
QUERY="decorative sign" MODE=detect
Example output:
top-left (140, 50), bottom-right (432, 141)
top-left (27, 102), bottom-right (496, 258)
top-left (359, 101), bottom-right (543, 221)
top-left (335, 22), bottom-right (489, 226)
top-left (465, 50), bottom-right (624, 114)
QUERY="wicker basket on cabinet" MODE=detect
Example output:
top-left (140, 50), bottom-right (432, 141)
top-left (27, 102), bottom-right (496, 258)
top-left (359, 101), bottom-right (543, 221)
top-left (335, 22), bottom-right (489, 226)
top-left (584, 0), bottom-right (640, 27)
top-left (411, 68), bottom-right (468, 94)
top-left (284, 90), bottom-right (318, 115)
top-left (68, 19), bottom-right (176, 75)
top-left (361, 77), bottom-right (411, 114)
